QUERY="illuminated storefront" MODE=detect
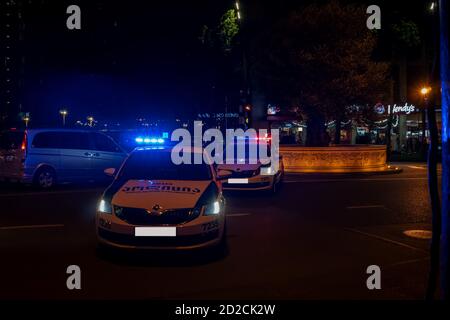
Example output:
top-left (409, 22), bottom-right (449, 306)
top-left (265, 102), bottom-right (441, 152)
top-left (266, 104), bottom-right (307, 144)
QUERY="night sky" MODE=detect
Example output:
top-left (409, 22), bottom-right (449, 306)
top-left (17, 0), bottom-right (431, 126)
top-left (20, 0), bottom-right (225, 125)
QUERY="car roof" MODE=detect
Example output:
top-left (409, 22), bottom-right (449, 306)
top-left (130, 146), bottom-right (214, 165)
top-left (132, 146), bottom-right (205, 153)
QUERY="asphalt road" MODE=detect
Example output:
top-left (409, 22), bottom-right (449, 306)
top-left (0, 163), bottom-right (439, 299)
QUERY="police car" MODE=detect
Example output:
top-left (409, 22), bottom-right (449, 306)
top-left (218, 159), bottom-right (284, 192)
top-left (96, 147), bottom-right (227, 251)
top-left (217, 137), bottom-right (284, 193)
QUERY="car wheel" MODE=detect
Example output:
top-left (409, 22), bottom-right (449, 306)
top-left (214, 223), bottom-right (229, 258)
top-left (271, 180), bottom-right (279, 194)
top-left (33, 167), bottom-right (56, 189)
top-left (96, 241), bottom-right (113, 257)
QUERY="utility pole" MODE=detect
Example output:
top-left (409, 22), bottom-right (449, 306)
top-left (439, 0), bottom-right (450, 300)
top-left (236, 1), bottom-right (252, 129)
top-left (424, 1), bottom-right (442, 300)
top-left (424, 86), bottom-right (442, 299)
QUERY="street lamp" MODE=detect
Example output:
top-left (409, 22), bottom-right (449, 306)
top-left (420, 86), bottom-right (432, 156)
top-left (59, 109), bottom-right (68, 126)
top-left (420, 86), bottom-right (432, 97)
top-left (23, 115), bottom-right (30, 128)
top-left (87, 116), bottom-right (94, 127)
top-left (235, 1), bottom-right (241, 20)
top-left (429, 2), bottom-right (437, 12)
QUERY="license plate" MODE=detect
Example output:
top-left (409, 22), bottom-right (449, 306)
top-left (135, 227), bottom-right (176, 237)
top-left (227, 178), bottom-right (249, 184)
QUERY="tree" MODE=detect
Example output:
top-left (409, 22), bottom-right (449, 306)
top-left (389, 19), bottom-right (421, 159)
top-left (198, 8), bottom-right (242, 128)
top-left (199, 9), bottom-right (240, 56)
top-left (253, 0), bottom-right (390, 146)
top-left (392, 19), bottom-right (421, 48)
top-left (218, 9), bottom-right (240, 54)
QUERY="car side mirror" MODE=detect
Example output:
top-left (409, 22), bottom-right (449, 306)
top-left (104, 168), bottom-right (116, 176)
top-left (217, 169), bottom-right (233, 180)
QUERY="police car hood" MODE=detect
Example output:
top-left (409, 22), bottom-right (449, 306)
top-left (217, 163), bottom-right (260, 171)
top-left (111, 180), bottom-right (212, 210)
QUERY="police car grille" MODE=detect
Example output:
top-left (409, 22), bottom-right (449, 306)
top-left (98, 228), bottom-right (219, 247)
top-left (114, 206), bottom-right (199, 225)
top-left (230, 168), bottom-right (260, 178)
top-left (223, 181), bottom-right (271, 189)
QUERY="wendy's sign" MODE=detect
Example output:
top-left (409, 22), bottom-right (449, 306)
top-left (374, 103), bottom-right (418, 115)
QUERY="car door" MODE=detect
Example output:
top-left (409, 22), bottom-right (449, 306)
top-left (28, 131), bottom-right (61, 177)
top-left (89, 132), bottom-right (127, 181)
top-left (58, 132), bottom-right (94, 182)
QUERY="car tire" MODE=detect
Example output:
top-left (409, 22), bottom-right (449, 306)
top-left (96, 241), bottom-right (113, 257)
top-left (214, 223), bottom-right (229, 258)
top-left (271, 171), bottom-right (284, 194)
top-left (271, 180), bottom-right (280, 194)
top-left (33, 167), bottom-right (56, 189)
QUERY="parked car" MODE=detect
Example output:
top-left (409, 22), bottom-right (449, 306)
top-left (0, 129), bottom-right (127, 188)
top-left (217, 137), bottom-right (284, 193)
top-left (218, 158), bottom-right (284, 193)
top-left (96, 146), bottom-right (227, 251)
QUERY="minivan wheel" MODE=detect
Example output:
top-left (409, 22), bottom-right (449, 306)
top-left (34, 167), bottom-right (56, 189)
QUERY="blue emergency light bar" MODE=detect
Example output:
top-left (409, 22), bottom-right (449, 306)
top-left (135, 137), bottom-right (165, 144)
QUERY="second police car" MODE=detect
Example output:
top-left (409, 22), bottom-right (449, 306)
top-left (96, 146), bottom-right (228, 252)
top-left (218, 136), bottom-right (284, 193)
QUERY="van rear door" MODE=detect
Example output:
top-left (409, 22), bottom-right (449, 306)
top-left (0, 131), bottom-right (25, 180)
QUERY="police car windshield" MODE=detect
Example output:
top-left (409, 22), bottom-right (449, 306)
top-left (118, 150), bottom-right (212, 181)
top-left (222, 142), bottom-right (271, 164)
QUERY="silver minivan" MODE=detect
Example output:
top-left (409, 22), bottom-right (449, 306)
top-left (0, 129), bottom-right (127, 188)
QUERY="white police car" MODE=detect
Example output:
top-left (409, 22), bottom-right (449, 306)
top-left (218, 157), bottom-right (284, 193)
top-left (216, 136), bottom-right (284, 193)
top-left (96, 147), bottom-right (227, 251)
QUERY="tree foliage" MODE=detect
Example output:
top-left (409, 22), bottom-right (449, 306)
top-left (199, 9), bottom-right (240, 55)
top-left (253, 1), bottom-right (391, 145)
top-left (392, 19), bottom-right (421, 48)
top-left (218, 9), bottom-right (240, 54)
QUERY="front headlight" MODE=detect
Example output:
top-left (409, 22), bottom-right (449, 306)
top-left (204, 200), bottom-right (221, 215)
top-left (260, 166), bottom-right (275, 175)
top-left (98, 199), bottom-right (112, 214)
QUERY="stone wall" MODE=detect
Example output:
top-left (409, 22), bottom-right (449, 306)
top-left (280, 145), bottom-right (387, 173)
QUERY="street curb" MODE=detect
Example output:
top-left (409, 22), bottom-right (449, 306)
top-left (285, 166), bottom-right (403, 177)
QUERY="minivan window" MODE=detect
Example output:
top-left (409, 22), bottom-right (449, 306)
top-left (59, 132), bottom-right (91, 150)
top-left (91, 133), bottom-right (121, 153)
top-left (32, 132), bottom-right (61, 149)
top-left (32, 132), bottom-right (92, 150)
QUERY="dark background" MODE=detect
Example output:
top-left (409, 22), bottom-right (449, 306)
top-left (3, 0), bottom-right (433, 127)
